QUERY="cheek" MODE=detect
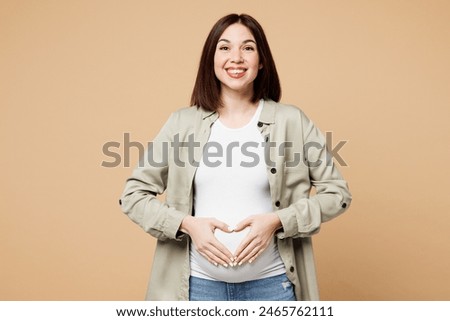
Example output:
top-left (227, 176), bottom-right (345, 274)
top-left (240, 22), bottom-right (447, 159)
top-left (214, 53), bottom-right (226, 67)
top-left (213, 61), bottom-right (222, 77)
top-left (249, 58), bottom-right (260, 74)
top-left (213, 58), bottom-right (219, 74)
top-left (252, 55), bottom-right (261, 68)
top-left (244, 53), bottom-right (260, 69)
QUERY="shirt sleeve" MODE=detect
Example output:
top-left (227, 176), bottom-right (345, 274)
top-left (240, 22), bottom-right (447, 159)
top-left (276, 110), bottom-right (352, 238)
top-left (119, 112), bottom-right (187, 241)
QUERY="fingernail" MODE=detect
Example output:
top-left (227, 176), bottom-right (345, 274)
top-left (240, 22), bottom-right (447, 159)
top-left (238, 261), bottom-right (243, 266)
top-left (228, 226), bottom-right (234, 232)
top-left (223, 263), bottom-right (228, 268)
top-left (249, 259), bottom-right (253, 264)
top-left (214, 262), bottom-right (218, 266)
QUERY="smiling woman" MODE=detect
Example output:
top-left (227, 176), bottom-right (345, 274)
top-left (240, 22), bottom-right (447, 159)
top-left (190, 14), bottom-right (280, 114)
top-left (120, 13), bottom-right (352, 301)
top-left (214, 24), bottom-right (261, 97)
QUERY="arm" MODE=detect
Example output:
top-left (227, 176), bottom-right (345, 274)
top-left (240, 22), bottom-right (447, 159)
top-left (119, 112), bottom-right (234, 266)
top-left (119, 113), bottom-right (186, 241)
top-left (276, 110), bottom-right (352, 239)
top-left (233, 110), bottom-right (351, 264)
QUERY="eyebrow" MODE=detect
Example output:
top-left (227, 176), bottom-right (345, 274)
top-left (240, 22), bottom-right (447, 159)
top-left (217, 39), bottom-right (257, 45)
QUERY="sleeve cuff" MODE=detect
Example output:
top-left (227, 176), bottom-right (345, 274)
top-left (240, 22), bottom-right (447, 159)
top-left (163, 207), bottom-right (188, 240)
top-left (276, 207), bottom-right (298, 239)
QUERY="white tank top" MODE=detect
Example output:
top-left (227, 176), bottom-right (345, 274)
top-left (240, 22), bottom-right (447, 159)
top-left (190, 100), bottom-right (286, 282)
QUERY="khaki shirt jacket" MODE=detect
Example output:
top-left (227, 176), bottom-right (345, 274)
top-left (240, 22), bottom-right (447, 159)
top-left (120, 100), bottom-right (352, 300)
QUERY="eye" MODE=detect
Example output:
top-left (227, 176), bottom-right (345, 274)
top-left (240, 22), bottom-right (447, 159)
top-left (219, 46), bottom-right (230, 51)
top-left (243, 46), bottom-right (255, 51)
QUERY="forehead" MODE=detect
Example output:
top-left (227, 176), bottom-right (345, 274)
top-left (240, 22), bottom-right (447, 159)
top-left (219, 23), bottom-right (255, 41)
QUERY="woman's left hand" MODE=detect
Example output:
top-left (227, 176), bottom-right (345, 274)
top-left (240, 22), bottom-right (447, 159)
top-left (233, 213), bottom-right (282, 266)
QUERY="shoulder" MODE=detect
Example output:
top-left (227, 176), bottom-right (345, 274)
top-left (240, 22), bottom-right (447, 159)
top-left (173, 105), bottom-right (213, 118)
top-left (165, 105), bottom-right (208, 125)
top-left (264, 100), bottom-right (311, 124)
top-left (171, 105), bottom-right (201, 118)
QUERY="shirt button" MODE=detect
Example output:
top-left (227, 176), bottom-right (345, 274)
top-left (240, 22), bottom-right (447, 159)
top-left (257, 122), bottom-right (263, 127)
top-left (342, 203), bottom-right (347, 208)
top-left (270, 168), bottom-right (277, 174)
top-left (290, 266), bottom-right (295, 272)
top-left (275, 201), bottom-right (280, 207)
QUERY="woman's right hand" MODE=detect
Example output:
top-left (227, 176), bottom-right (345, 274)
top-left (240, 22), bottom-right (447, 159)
top-left (180, 216), bottom-right (234, 267)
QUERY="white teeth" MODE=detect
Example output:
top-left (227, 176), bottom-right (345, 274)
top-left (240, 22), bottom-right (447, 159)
top-left (229, 69), bottom-right (245, 74)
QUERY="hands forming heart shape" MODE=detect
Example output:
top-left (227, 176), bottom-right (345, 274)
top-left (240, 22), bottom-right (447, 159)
top-left (180, 213), bottom-right (282, 267)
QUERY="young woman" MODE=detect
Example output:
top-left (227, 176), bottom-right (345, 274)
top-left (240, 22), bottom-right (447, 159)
top-left (120, 13), bottom-right (351, 301)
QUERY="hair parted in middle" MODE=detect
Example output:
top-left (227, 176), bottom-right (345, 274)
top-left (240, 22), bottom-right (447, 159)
top-left (190, 13), bottom-right (281, 111)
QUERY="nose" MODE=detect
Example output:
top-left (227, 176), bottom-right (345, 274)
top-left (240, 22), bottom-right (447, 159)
top-left (230, 48), bottom-right (244, 64)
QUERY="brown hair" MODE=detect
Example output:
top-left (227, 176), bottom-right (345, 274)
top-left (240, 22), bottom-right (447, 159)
top-left (190, 14), bottom-right (281, 111)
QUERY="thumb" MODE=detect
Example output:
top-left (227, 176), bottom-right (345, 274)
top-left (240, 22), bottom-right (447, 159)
top-left (233, 217), bottom-right (252, 232)
top-left (212, 219), bottom-right (234, 233)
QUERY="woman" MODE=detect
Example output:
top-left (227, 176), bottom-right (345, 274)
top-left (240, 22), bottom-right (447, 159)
top-left (120, 13), bottom-right (351, 301)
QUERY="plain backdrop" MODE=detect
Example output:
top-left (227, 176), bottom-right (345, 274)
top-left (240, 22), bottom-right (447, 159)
top-left (1, 0), bottom-right (449, 300)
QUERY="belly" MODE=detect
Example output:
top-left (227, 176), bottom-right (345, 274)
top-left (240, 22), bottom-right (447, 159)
top-left (214, 227), bottom-right (249, 254)
top-left (190, 235), bottom-right (283, 283)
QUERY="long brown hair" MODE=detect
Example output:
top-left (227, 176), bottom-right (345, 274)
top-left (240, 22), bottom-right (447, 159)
top-left (190, 14), bottom-right (281, 111)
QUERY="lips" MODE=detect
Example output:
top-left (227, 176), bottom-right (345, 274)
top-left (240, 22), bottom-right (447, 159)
top-left (226, 68), bottom-right (247, 79)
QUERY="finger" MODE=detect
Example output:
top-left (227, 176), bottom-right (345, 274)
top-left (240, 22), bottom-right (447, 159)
top-left (239, 242), bottom-right (264, 265)
top-left (248, 248), bottom-right (265, 264)
top-left (212, 219), bottom-right (234, 233)
top-left (210, 239), bottom-right (235, 264)
top-left (236, 238), bottom-right (260, 265)
top-left (233, 234), bottom-right (254, 260)
top-left (188, 225), bottom-right (232, 265)
top-left (233, 218), bottom-right (251, 232)
top-left (200, 248), bottom-right (230, 267)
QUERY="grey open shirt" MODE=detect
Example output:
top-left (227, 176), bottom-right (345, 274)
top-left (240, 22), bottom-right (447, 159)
top-left (120, 100), bottom-right (352, 300)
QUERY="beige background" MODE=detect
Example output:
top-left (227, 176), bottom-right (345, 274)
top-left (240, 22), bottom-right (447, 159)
top-left (1, 0), bottom-right (449, 300)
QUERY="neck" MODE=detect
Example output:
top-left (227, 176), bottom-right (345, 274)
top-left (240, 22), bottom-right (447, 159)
top-left (219, 88), bottom-right (257, 114)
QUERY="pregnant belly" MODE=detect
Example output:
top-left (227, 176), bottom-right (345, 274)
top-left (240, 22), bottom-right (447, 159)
top-left (190, 229), bottom-right (280, 283)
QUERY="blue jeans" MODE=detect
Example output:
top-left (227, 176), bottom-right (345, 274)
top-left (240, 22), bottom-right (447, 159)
top-left (189, 273), bottom-right (296, 301)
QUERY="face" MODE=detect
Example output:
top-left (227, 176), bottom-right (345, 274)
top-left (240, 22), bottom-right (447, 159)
top-left (214, 23), bottom-right (261, 96)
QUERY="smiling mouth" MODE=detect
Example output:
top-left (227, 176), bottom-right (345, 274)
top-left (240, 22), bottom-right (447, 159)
top-left (226, 68), bottom-right (247, 78)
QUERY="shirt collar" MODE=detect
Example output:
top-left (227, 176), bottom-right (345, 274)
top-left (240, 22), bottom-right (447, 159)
top-left (199, 99), bottom-right (276, 124)
top-left (258, 99), bottom-right (276, 124)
